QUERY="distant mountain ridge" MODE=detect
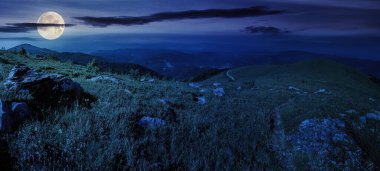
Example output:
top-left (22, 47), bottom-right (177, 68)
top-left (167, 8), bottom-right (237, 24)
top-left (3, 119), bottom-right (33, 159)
top-left (7, 44), bottom-right (162, 78)
top-left (8, 44), bottom-right (380, 80)
top-left (8, 44), bottom-right (57, 55)
top-left (93, 48), bottom-right (380, 79)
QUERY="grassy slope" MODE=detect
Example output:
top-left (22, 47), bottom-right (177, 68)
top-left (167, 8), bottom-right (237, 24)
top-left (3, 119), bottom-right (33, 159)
top-left (1, 51), bottom-right (380, 170)
top-left (206, 59), bottom-right (380, 132)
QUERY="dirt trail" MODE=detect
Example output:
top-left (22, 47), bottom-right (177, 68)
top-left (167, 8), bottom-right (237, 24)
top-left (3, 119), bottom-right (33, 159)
top-left (269, 97), bottom-right (295, 170)
top-left (225, 70), bottom-right (236, 81)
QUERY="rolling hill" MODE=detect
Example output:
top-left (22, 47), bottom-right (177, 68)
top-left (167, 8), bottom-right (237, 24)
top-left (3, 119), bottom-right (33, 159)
top-left (8, 44), bottom-right (380, 80)
top-left (1, 48), bottom-right (379, 169)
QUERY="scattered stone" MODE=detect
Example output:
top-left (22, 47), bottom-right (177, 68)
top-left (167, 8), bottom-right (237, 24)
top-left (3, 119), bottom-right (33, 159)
top-left (197, 96), bottom-right (207, 105)
top-left (213, 88), bottom-right (225, 97)
top-left (314, 89), bottom-right (331, 95)
top-left (137, 116), bottom-right (166, 128)
top-left (140, 77), bottom-right (146, 82)
top-left (237, 86), bottom-right (241, 90)
top-left (213, 82), bottom-right (221, 87)
top-left (199, 89), bottom-right (207, 93)
top-left (368, 97), bottom-right (375, 102)
top-left (87, 76), bottom-right (119, 84)
top-left (147, 78), bottom-right (155, 83)
top-left (288, 86), bottom-right (300, 91)
top-left (189, 82), bottom-right (201, 88)
top-left (158, 98), bottom-right (169, 105)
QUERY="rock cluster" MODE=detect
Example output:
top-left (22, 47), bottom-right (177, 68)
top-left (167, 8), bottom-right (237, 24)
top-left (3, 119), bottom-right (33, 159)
top-left (1, 66), bottom-right (96, 132)
top-left (290, 118), bottom-right (372, 170)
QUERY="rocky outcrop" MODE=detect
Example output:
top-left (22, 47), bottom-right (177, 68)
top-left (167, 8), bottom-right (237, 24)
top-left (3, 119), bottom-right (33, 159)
top-left (3, 65), bottom-right (96, 106)
top-left (290, 118), bottom-right (373, 170)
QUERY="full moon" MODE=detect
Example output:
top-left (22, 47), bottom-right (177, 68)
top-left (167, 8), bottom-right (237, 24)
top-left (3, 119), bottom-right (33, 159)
top-left (37, 12), bottom-right (65, 40)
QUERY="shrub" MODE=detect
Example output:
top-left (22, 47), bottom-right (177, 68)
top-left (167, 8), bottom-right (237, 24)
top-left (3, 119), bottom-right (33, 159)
top-left (86, 59), bottom-right (100, 73)
top-left (18, 48), bottom-right (27, 57)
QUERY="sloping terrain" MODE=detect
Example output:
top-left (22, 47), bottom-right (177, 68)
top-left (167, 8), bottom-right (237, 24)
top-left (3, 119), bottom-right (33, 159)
top-left (0, 49), bottom-right (379, 170)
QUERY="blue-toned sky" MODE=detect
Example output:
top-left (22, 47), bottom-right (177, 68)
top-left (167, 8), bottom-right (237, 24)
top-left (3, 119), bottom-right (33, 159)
top-left (0, 0), bottom-right (379, 59)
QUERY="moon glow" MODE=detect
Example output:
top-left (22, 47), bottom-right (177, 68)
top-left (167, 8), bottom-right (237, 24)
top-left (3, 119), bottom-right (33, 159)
top-left (37, 12), bottom-right (65, 40)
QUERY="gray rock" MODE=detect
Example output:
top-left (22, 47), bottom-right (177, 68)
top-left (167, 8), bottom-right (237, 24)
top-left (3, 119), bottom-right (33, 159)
top-left (199, 89), bottom-right (207, 93)
top-left (11, 102), bottom-right (31, 126)
top-left (213, 88), bottom-right (225, 97)
top-left (147, 78), bottom-right (155, 83)
top-left (288, 86), bottom-right (300, 91)
top-left (137, 116), bottom-right (166, 128)
top-left (158, 98), bottom-right (169, 105)
top-left (0, 100), bottom-right (12, 132)
top-left (213, 82), bottom-right (221, 87)
top-left (88, 76), bottom-right (119, 83)
top-left (189, 82), bottom-right (201, 88)
top-left (314, 89), bottom-right (331, 95)
top-left (197, 96), bottom-right (207, 105)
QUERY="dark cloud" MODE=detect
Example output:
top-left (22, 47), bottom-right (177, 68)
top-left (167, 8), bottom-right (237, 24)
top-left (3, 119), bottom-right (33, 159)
top-left (0, 37), bottom-right (37, 41)
top-left (0, 23), bottom-right (75, 33)
top-left (75, 6), bottom-right (285, 27)
top-left (245, 26), bottom-right (289, 34)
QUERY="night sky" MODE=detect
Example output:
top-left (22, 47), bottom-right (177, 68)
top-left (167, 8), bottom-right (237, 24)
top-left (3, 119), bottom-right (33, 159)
top-left (1, 0), bottom-right (379, 59)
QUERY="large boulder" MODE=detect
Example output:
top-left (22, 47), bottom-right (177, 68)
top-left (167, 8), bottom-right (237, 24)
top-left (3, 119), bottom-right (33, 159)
top-left (3, 65), bottom-right (95, 106)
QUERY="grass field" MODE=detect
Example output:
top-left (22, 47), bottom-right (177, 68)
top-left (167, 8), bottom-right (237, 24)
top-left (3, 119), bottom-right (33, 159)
top-left (1, 50), bottom-right (379, 170)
